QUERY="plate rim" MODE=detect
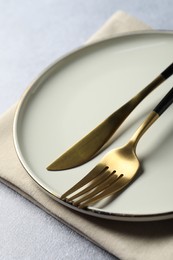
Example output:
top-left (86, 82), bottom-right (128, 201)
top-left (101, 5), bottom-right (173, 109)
top-left (13, 30), bottom-right (173, 222)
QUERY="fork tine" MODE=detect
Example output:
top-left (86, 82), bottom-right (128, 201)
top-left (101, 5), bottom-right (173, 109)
top-left (72, 170), bottom-right (117, 206)
top-left (61, 165), bottom-right (108, 200)
top-left (78, 174), bottom-right (124, 209)
top-left (67, 167), bottom-right (113, 202)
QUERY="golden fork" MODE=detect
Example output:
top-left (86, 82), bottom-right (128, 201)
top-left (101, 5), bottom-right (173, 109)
top-left (61, 87), bottom-right (173, 209)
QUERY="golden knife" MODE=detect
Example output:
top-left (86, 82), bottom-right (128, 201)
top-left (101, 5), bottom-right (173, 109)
top-left (47, 63), bottom-right (173, 171)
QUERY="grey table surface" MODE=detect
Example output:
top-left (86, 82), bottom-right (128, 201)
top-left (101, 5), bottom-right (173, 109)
top-left (0, 1), bottom-right (173, 259)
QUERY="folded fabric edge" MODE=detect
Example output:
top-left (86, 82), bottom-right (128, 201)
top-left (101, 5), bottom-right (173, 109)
top-left (86, 10), bottom-right (151, 44)
top-left (0, 176), bottom-right (115, 258)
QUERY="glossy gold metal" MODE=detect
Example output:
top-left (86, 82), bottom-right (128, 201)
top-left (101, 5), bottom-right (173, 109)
top-left (47, 75), bottom-right (164, 170)
top-left (61, 111), bottom-right (159, 208)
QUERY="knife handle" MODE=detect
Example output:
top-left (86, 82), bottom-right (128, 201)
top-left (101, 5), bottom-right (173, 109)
top-left (161, 63), bottom-right (173, 79)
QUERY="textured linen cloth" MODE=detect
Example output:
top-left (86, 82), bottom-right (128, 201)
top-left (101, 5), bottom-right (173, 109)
top-left (1, 11), bottom-right (173, 260)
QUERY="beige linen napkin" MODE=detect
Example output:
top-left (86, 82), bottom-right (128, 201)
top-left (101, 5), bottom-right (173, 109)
top-left (1, 11), bottom-right (173, 260)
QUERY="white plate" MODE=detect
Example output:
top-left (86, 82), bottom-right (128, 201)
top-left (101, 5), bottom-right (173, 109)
top-left (14, 31), bottom-right (173, 221)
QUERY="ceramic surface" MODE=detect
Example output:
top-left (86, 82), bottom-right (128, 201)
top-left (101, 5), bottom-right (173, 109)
top-left (14, 32), bottom-right (173, 221)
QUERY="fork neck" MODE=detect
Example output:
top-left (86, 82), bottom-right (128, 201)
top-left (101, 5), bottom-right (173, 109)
top-left (127, 111), bottom-right (159, 151)
top-left (127, 86), bottom-right (173, 151)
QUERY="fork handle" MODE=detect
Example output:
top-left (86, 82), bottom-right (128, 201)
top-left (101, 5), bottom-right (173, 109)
top-left (154, 87), bottom-right (173, 115)
top-left (129, 87), bottom-right (173, 148)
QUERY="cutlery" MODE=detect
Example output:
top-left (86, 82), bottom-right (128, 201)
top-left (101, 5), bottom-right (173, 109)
top-left (47, 63), bottom-right (173, 171)
top-left (61, 87), bottom-right (173, 209)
